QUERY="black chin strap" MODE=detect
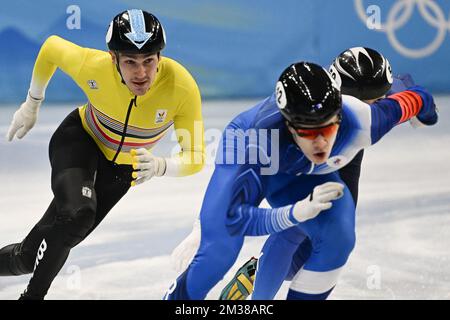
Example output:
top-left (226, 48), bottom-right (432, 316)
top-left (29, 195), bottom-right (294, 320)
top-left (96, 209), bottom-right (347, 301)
top-left (114, 51), bottom-right (126, 84)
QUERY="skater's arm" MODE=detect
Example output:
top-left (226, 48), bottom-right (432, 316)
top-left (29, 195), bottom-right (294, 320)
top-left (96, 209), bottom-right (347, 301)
top-left (167, 80), bottom-right (205, 177)
top-left (203, 161), bottom-right (343, 237)
top-left (29, 35), bottom-right (88, 99)
top-left (229, 202), bottom-right (297, 236)
top-left (6, 36), bottom-right (87, 141)
top-left (199, 163), bottom-right (271, 236)
top-left (370, 86), bottom-right (438, 144)
top-left (230, 182), bottom-right (344, 236)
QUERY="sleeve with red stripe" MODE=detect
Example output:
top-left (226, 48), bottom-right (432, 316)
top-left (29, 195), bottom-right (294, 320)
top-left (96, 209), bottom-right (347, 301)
top-left (369, 85), bottom-right (436, 144)
top-left (388, 90), bottom-right (423, 124)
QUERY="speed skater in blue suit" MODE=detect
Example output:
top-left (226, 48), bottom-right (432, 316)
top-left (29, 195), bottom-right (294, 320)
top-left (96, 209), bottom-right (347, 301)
top-left (165, 57), bottom-right (437, 300)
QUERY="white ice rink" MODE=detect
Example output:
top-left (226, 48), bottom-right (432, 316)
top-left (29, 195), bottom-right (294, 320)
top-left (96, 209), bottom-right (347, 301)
top-left (0, 97), bottom-right (449, 300)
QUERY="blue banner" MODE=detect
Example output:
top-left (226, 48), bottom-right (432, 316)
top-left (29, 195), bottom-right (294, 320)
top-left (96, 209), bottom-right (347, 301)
top-left (0, 0), bottom-right (449, 102)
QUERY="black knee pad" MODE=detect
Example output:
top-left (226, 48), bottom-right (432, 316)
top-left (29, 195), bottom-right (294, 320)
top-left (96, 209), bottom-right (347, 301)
top-left (51, 168), bottom-right (98, 247)
top-left (54, 185), bottom-right (97, 247)
top-left (56, 204), bottom-right (97, 248)
top-left (0, 243), bottom-right (34, 275)
top-left (51, 168), bottom-right (97, 206)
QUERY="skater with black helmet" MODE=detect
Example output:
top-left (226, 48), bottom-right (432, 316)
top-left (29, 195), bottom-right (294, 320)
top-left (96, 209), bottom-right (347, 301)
top-left (165, 60), bottom-right (437, 300)
top-left (0, 9), bottom-right (205, 299)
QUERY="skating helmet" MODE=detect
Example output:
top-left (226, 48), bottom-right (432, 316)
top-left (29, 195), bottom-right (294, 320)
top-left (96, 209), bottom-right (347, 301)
top-left (106, 9), bottom-right (166, 55)
top-left (276, 62), bottom-right (342, 127)
top-left (329, 47), bottom-right (393, 100)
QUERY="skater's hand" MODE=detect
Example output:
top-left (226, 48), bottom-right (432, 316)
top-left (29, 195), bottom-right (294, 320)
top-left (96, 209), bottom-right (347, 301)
top-left (170, 219), bottom-right (201, 273)
top-left (387, 74), bottom-right (434, 129)
top-left (293, 182), bottom-right (344, 222)
top-left (7, 92), bottom-right (43, 141)
top-left (130, 148), bottom-right (166, 186)
top-left (387, 74), bottom-right (416, 96)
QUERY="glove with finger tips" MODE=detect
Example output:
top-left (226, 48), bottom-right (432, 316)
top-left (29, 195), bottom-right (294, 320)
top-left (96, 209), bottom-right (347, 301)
top-left (130, 148), bottom-right (167, 186)
top-left (6, 92), bottom-right (43, 142)
top-left (292, 182), bottom-right (344, 223)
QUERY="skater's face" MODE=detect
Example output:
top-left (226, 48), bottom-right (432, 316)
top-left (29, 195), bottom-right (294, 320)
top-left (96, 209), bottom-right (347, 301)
top-left (288, 115), bottom-right (341, 165)
top-left (111, 52), bottom-right (160, 96)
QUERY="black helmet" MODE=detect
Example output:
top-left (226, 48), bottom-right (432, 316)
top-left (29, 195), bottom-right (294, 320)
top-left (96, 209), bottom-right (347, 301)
top-left (106, 9), bottom-right (166, 54)
top-left (329, 47), bottom-right (393, 101)
top-left (276, 62), bottom-right (342, 127)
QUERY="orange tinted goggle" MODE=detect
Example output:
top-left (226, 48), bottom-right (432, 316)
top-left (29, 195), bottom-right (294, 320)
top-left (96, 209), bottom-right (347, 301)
top-left (293, 119), bottom-right (341, 140)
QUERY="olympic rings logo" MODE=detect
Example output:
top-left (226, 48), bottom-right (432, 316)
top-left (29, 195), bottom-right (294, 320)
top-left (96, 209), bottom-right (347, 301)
top-left (354, 0), bottom-right (449, 58)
